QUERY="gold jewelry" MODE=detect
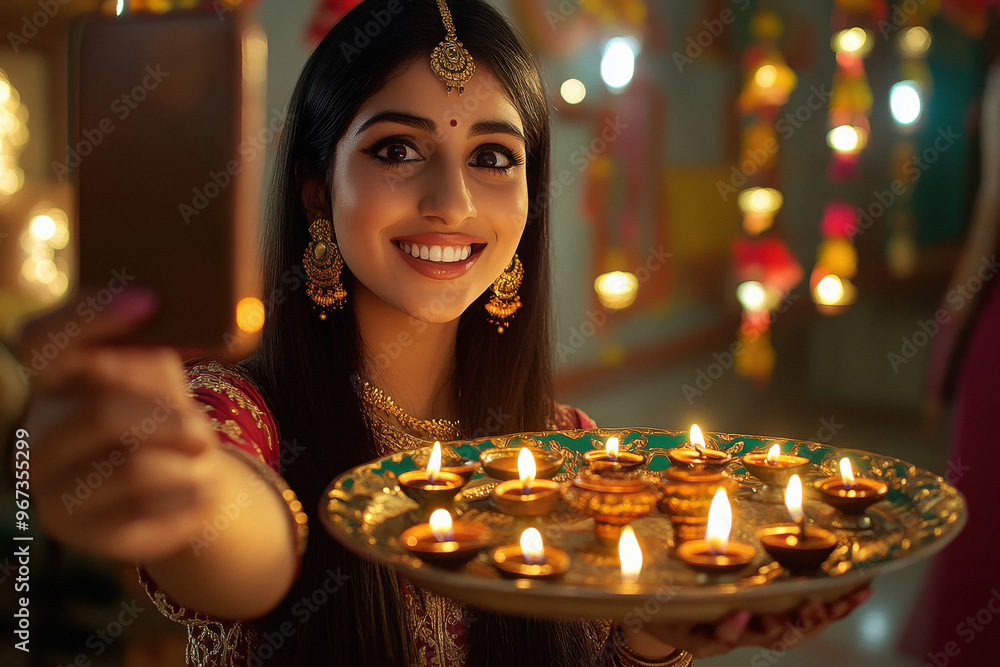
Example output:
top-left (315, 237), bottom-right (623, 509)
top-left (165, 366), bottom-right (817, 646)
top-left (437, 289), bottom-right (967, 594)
top-left (485, 254), bottom-right (523, 333)
top-left (354, 377), bottom-right (461, 441)
top-left (304, 218), bottom-right (347, 320)
top-left (611, 630), bottom-right (694, 667)
top-left (430, 0), bottom-right (475, 95)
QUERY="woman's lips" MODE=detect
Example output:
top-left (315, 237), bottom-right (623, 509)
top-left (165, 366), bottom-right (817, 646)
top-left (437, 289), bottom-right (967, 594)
top-left (393, 240), bottom-right (485, 280)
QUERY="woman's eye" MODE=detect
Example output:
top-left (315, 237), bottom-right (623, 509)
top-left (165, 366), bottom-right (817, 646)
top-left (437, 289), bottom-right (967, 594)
top-left (379, 143), bottom-right (420, 162)
top-left (472, 149), bottom-right (512, 169)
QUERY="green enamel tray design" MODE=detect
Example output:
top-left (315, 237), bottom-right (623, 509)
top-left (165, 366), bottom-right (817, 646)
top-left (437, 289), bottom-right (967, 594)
top-left (321, 428), bottom-right (965, 623)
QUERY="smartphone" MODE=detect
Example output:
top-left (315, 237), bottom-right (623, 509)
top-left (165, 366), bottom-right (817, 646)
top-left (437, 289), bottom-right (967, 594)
top-left (69, 8), bottom-right (267, 361)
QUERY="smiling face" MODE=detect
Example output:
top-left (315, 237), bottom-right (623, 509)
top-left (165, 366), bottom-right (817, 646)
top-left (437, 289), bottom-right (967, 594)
top-left (330, 58), bottom-right (529, 324)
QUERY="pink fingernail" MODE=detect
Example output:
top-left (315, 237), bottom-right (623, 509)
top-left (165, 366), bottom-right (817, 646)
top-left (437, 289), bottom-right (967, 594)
top-left (109, 288), bottom-right (159, 321)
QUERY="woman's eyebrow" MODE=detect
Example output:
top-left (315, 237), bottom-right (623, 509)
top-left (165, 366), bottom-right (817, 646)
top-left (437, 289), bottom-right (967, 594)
top-left (355, 110), bottom-right (525, 144)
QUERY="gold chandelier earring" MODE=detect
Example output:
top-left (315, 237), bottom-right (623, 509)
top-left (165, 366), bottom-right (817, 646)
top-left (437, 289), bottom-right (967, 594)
top-left (304, 218), bottom-right (347, 320)
top-left (485, 254), bottom-right (523, 334)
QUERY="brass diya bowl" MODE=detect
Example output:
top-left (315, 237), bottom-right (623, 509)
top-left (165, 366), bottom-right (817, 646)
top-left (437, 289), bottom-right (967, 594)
top-left (400, 522), bottom-right (492, 568)
top-left (658, 467), bottom-right (737, 543)
top-left (583, 449), bottom-right (648, 474)
top-left (491, 479), bottom-right (562, 517)
top-left (814, 478), bottom-right (888, 515)
top-left (741, 452), bottom-right (811, 488)
top-left (479, 447), bottom-right (564, 481)
top-left (758, 524), bottom-right (838, 573)
top-left (397, 470), bottom-right (465, 509)
top-left (675, 539), bottom-right (757, 575)
top-left (566, 472), bottom-right (660, 541)
top-left (667, 446), bottom-right (733, 472)
top-left (411, 449), bottom-right (479, 485)
top-left (491, 543), bottom-right (571, 580)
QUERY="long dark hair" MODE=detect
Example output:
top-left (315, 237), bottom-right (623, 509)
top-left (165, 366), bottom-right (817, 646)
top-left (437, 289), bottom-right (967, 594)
top-left (243, 1), bottom-right (600, 664)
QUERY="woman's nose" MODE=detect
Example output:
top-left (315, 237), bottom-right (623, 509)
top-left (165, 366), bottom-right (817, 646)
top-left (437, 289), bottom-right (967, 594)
top-left (418, 161), bottom-right (476, 226)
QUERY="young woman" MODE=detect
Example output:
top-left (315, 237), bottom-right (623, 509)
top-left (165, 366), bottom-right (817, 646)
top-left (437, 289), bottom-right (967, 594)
top-left (22, 1), bottom-right (869, 665)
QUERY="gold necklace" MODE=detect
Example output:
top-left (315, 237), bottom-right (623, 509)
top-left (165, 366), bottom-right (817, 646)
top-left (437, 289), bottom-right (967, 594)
top-left (355, 378), bottom-right (461, 441)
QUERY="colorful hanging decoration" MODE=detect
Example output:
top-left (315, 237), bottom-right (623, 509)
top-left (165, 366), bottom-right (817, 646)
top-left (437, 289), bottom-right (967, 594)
top-left (809, 0), bottom-right (884, 313)
top-left (731, 10), bottom-right (803, 384)
top-left (885, 3), bottom-right (939, 279)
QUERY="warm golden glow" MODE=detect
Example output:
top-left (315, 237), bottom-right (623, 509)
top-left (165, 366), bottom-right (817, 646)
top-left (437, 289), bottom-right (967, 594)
top-left (827, 125), bottom-right (860, 152)
top-left (754, 64), bottom-right (778, 88)
top-left (766, 444), bottom-right (781, 464)
top-left (33, 258), bottom-right (57, 284)
top-left (429, 508), bottom-right (453, 542)
top-left (560, 78), bottom-right (587, 105)
top-left (235, 297), bottom-right (265, 334)
top-left (595, 271), bottom-right (639, 310)
top-left (738, 187), bottom-right (783, 215)
top-left (605, 436), bottom-right (620, 459)
top-left (815, 274), bottom-right (846, 305)
top-left (520, 527), bottom-right (546, 565)
top-left (706, 487), bottom-right (731, 555)
top-left (690, 424), bottom-right (704, 448)
top-left (839, 457), bottom-right (856, 488)
top-left (736, 281), bottom-right (767, 312)
top-left (833, 27), bottom-right (872, 56)
top-left (899, 27), bottom-right (931, 58)
top-left (618, 525), bottom-right (642, 582)
top-left (30, 215), bottom-right (56, 241)
top-left (517, 447), bottom-right (536, 490)
top-left (785, 474), bottom-right (803, 524)
top-left (427, 441), bottom-right (442, 484)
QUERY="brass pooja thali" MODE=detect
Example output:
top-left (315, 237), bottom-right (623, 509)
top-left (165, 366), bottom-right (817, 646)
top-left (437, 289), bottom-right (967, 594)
top-left (321, 428), bottom-right (965, 622)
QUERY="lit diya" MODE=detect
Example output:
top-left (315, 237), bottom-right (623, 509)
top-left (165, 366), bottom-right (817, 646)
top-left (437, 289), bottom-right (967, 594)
top-left (491, 447), bottom-right (562, 517)
top-left (480, 445), bottom-right (563, 481)
top-left (657, 466), bottom-right (737, 544)
top-left (618, 525), bottom-right (643, 587)
top-left (412, 443), bottom-right (478, 484)
top-left (584, 436), bottom-right (647, 473)
top-left (814, 457), bottom-right (888, 530)
top-left (758, 474), bottom-right (838, 573)
top-left (667, 424), bottom-right (733, 471)
top-left (566, 471), bottom-right (660, 542)
top-left (400, 508), bottom-right (492, 568)
top-left (491, 527), bottom-right (570, 579)
top-left (741, 444), bottom-right (811, 503)
top-left (675, 487), bottom-right (756, 575)
top-left (398, 442), bottom-right (466, 509)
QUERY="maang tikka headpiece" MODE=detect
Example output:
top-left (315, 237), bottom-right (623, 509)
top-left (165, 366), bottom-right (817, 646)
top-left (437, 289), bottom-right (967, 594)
top-left (430, 0), bottom-right (475, 95)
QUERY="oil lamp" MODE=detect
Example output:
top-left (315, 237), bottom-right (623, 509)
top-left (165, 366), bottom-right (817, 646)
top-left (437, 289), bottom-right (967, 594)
top-left (667, 424), bottom-right (733, 471)
top-left (398, 441), bottom-right (465, 509)
top-left (584, 436), bottom-right (647, 473)
top-left (412, 443), bottom-right (478, 484)
top-left (491, 447), bottom-right (562, 517)
top-left (758, 474), bottom-right (837, 572)
top-left (741, 444), bottom-right (811, 503)
top-left (491, 527), bottom-right (570, 579)
top-left (566, 471), bottom-right (660, 542)
top-left (618, 525), bottom-right (643, 586)
top-left (480, 446), bottom-right (563, 481)
top-left (657, 467), bottom-right (737, 544)
top-left (815, 457), bottom-right (888, 530)
top-left (400, 508), bottom-right (492, 568)
top-left (675, 488), bottom-right (756, 575)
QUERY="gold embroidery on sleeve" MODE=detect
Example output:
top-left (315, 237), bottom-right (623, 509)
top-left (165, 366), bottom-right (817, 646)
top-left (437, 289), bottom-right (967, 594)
top-left (187, 362), bottom-right (276, 460)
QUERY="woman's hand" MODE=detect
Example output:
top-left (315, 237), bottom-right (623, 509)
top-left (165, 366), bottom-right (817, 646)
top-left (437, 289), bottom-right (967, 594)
top-left (623, 585), bottom-right (873, 660)
top-left (17, 288), bottom-right (221, 563)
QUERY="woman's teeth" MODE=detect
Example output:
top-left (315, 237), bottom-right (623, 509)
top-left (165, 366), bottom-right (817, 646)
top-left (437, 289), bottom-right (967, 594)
top-left (398, 242), bottom-right (472, 263)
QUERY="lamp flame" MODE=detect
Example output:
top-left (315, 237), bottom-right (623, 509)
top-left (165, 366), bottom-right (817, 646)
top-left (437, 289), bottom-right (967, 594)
top-left (785, 474), bottom-right (804, 524)
top-left (520, 527), bottom-right (546, 565)
top-left (427, 441), bottom-right (442, 484)
top-left (518, 447), bottom-right (536, 492)
top-left (690, 424), bottom-right (704, 448)
top-left (429, 509), bottom-right (453, 542)
top-left (839, 457), bottom-right (856, 488)
top-left (705, 487), bottom-right (731, 555)
top-left (619, 525), bottom-right (642, 582)
top-left (766, 444), bottom-right (781, 464)
top-left (605, 436), bottom-right (620, 460)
